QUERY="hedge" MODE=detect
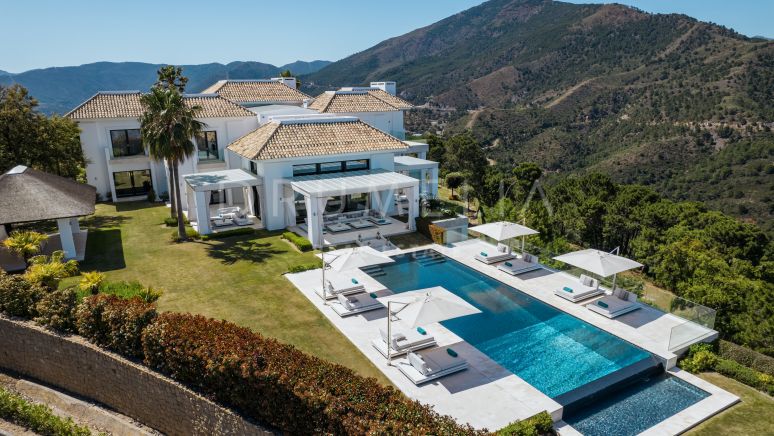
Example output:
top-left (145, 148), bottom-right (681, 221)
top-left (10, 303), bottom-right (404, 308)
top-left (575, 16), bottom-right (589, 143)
top-left (681, 343), bottom-right (774, 396)
top-left (0, 386), bottom-right (92, 436)
top-left (718, 340), bottom-right (774, 377)
top-left (0, 272), bottom-right (45, 318)
top-left (142, 313), bottom-right (480, 435)
top-left (498, 411), bottom-right (554, 435)
top-left (281, 231), bottom-right (312, 252)
top-left (200, 227), bottom-right (256, 240)
top-left (35, 289), bottom-right (78, 333)
top-left (76, 295), bottom-right (157, 358)
top-left (287, 261), bottom-right (323, 274)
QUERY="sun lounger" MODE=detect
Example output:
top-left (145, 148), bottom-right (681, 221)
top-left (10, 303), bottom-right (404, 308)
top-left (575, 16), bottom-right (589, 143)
top-left (474, 243), bottom-right (515, 264)
top-left (497, 252), bottom-right (541, 275)
top-left (587, 289), bottom-right (640, 318)
top-left (331, 293), bottom-right (383, 317)
top-left (327, 222), bottom-right (351, 233)
top-left (315, 276), bottom-right (365, 299)
top-left (554, 274), bottom-right (604, 302)
top-left (397, 346), bottom-right (468, 385)
top-left (371, 327), bottom-right (437, 358)
top-left (350, 220), bottom-right (376, 229)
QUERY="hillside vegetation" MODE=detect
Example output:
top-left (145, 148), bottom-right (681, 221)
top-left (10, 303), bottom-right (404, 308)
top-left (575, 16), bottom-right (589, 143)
top-left (305, 0), bottom-right (774, 233)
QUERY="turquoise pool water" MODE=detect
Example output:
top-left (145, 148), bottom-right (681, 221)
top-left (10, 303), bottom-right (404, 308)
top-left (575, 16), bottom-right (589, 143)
top-left (563, 373), bottom-right (709, 435)
top-left (365, 250), bottom-right (652, 398)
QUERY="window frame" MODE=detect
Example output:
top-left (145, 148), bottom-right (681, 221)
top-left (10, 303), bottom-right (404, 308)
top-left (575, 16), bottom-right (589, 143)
top-left (109, 129), bottom-right (144, 158)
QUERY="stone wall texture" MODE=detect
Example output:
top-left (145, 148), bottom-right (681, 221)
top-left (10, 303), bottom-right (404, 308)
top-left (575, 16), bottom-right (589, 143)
top-left (0, 316), bottom-right (273, 436)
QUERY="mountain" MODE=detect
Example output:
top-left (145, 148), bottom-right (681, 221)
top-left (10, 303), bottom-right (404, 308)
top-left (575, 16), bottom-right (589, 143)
top-left (0, 60), bottom-right (331, 115)
top-left (305, 0), bottom-right (774, 233)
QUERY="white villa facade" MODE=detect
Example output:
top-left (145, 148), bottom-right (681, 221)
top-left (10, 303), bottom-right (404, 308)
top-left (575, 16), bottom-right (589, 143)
top-left (67, 78), bottom-right (439, 244)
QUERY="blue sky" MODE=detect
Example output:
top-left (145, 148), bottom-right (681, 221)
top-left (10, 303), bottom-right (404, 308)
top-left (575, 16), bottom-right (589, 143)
top-left (1, 0), bottom-right (771, 73)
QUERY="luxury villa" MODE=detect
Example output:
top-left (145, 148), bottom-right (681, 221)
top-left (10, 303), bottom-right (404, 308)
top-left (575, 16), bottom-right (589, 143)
top-left (66, 78), bottom-right (437, 247)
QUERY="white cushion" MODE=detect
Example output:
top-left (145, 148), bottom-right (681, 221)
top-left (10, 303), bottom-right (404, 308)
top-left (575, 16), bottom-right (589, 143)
top-left (337, 293), bottom-right (351, 309)
top-left (408, 352), bottom-right (429, 375)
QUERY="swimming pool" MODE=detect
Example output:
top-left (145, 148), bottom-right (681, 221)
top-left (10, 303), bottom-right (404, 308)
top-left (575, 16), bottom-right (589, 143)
top-left (364, 250), bottom-right (653, 399)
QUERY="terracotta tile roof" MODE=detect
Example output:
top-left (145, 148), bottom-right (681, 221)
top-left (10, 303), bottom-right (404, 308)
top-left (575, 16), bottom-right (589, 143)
top-left (308, 89), bottom-right (413, 113)
top-left (66, 92), bottom-right (254, 119)
top-left (201, 80), bottom-right (311, 104)
top-left (227, 117), bottom-right (408, 161)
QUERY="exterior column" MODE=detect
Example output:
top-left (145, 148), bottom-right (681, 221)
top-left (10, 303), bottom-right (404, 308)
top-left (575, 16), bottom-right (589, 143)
top-left (0, 225), bottom-right (7, 240)
top-left (304, 195), bottom-right (319, 248)
top-left (195, 191), bottom-right (211, 234)
top-left (407, 185), bottom-right (419, 231)
top-left (57, 218), bottom-right (76, 259)
top-left (418, 151), bottom-right (427, 159)
top-left (430, 166), bottom-right (439, 198)
top-left (226, 188), bottom-right (234, 206)
top-left (69, 217), bottom-right (81, 233)
top-left (185, 186), bottom-right (196, 221)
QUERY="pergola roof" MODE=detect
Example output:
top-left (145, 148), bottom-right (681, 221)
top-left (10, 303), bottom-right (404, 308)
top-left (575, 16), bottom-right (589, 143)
top-left (394, 155), bottom-right (439, 171)
top-left (290, 169), bottom-right (418, 198)
top-left (183, 169), bottom-right (262, 192)
top-left (0, 165), bottom-right (96, 224)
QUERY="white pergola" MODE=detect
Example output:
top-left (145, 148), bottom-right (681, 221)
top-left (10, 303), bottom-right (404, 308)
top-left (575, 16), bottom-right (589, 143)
top-left (393, 155), bottom-right (439, 198)
top-left (184, 169), bottom-right (262, 234)
top-left (290, 169), bottom-right (420, 248)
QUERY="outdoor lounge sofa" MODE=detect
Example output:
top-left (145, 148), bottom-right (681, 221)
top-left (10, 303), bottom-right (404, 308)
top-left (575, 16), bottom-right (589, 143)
top-left (397, 346), bottom-right (468, 385)
top-left (331, 293), bottom-right (384, 317)
top-left (315, 276), bottom-right (366, 300)
top-left (474, 243), bottom-right (516, 264)
top-left (554, 274), bottom-right (604, 302)
top-left (497, 252), bottom-right (542, 275)
top-left (371, 327), bottom-right (437, 358)
top-left (587, 288), bottom-right (641, 318)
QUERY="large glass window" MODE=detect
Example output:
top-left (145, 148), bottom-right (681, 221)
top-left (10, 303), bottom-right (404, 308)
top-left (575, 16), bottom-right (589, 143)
top-left (292, 163), bottom-right (317, 177)
top-left (249, 161), bottom-right (258, 175)
top-left (345, 159), bottom-right (369, 171)
top-left (319, 161), bottom-right (342, 173)
top-left (292, 159), bottom-right (370, 177)
top-left (113, 170), bottom-right (152, 198)
top-left (196, 131), bottom-right (219, 160)
top-left (110, 129), bottom-right (144, 157)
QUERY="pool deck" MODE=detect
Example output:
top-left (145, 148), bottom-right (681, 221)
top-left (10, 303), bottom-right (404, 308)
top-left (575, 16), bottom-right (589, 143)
top-left (285, 240), bottom-right (738, 432)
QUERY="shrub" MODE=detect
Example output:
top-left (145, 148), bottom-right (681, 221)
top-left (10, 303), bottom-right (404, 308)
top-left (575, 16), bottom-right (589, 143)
top-left (23, 251), bottom-right (79, 290)
top-left (137, 286), bottom-right (163, 303)
top-left (200, 227), bottom-right (255, 240)
top-left (76, 295), bottom-right (157, 358)
top-left (718, 340), bottom-right (774, 377)
top-left (429, 223), bottom-right (445, 244)
top-left (281, 231), bottom-right (312, 252)
top-left (169, 228), bottom-right (200, 242)
top-left (287, 261), bottom-right (323, 273)
top-left (714, 359), bottom-right (774, 396)
top-left (681, 349), bottom-right (718, 373)
top-left (35, 289), bottom-right (78, 333)
top-left (146, 188), bottom-right (156, 203)
top-left (0, 272), bottom-right (45, 319)
top-left (498, 411), bottom-right (554, 435)
top-left (2, 230), bottom-right (48, 261)
top-left (163, 217), bottom-right (177, 227)
top-left (0, 386), bottom-right (91, 436)
top-left (78, 271), bottom-right (105, 295)
top-left (142, 313), bottom-right (480, 435)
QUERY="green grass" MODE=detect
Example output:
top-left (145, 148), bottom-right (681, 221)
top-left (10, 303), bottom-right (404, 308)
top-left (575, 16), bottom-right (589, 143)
top-left (61, 202), bottom-right (389, 384)
top-left (686, 372), bottom-right (774, 436)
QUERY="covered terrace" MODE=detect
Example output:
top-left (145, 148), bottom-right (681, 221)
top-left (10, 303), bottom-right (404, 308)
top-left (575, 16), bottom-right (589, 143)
top-left (183, 169), bottom-right (263, 235)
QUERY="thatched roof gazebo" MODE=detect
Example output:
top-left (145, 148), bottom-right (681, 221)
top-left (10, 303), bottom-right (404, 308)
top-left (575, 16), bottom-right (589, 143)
top-left (0, 165), bottom-right (95, 268)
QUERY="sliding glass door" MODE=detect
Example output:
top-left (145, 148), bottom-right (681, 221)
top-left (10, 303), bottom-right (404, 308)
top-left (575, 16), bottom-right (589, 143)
top-left (113, 170), bottom-right (152, 198)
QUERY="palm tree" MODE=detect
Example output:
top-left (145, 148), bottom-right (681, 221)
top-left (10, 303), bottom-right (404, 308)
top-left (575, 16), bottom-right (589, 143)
top-left (3, 230), bottom-right (48, 264)
top-left (140, 87), bottom-right (204, 241)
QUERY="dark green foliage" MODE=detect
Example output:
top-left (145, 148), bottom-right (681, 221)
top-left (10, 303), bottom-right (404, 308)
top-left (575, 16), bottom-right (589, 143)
top-left (76, 295), bottom-right (157, 358)
top-left (0, 272), bottom-right (45, 318)
top-left (680, 343), bottom-right (774, 395)
top-left (0, 386), bottom-right (92, 436)
top-left (287, 261), bottom-right (323, 274)
top-left (163, 217), bottom-right (177, 227)
top-left (281, 231), bottom-right (312, 251)
top-left (35, 289), bottom-right (78, 333)
top-left (498, 411), bottom-right (554, 435)
top-left (718, 340), bottom-right (774, 377)
top-left (714, 359), bottom-right (774, 396)
top-left (169, 228), bottom-right (200, 242)
top-left (445, 172), bottom-right (465, 197)
top-left (141, 313), bottom-right (480, 435)
top-left (199, 227), bottom-right (256, 240)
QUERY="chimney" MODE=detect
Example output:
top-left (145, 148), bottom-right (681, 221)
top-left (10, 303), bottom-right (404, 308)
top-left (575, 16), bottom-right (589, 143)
top-left (370, 81), bottom-right (396, 95)
top-left (272, 77), bottom-right (297, 89)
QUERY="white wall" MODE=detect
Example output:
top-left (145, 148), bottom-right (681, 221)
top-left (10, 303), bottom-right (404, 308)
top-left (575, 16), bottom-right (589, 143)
top-left (338, 111), bottom-right (405, 139)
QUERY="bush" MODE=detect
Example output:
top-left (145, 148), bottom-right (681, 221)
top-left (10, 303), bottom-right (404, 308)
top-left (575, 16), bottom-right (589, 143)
top-left (287, 261), bottom-right (323, 273)
top-left (163, 217), bottom-right (177, 227)
top-left (718, 340), bottom-right (774, 377)
top-left (200, 228), bottom-right (255, 240)
top-left (23, 251), bottom-right (79, 290)
top-left (147, 188), bottom-right (156, 203)
top-left (281, 231), bottom-right (312, 252)
top-left (169, 228), bottom-right (200, 242)
top-left (0, 386), bottom-right (91, 436)
top-left (0, 272), bottom-right (46, 319)
top-left (142, 313), bottom-right (479, 435)
top-left (76, 295), bottom-right (157, 358)
top-left (35, 289), bottom-right (78, 333)
top-left (78, 271), bottom-right (105, 296)
top-left (428, 223), bottom-right (445, 244)
top-left (681, 349), bottom-right (718, 373)
top-left (498, 411), bottom-right (554, 435)
top-left (715, 359), bottom-right (774, 396)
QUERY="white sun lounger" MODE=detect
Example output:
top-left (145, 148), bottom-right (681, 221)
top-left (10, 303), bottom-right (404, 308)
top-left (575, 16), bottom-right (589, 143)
top-left (371, 327), bottom-right (437, 358)
top-left (497, 252), bottom-right (542, 275)
top-left (331, 293), bottom-right (383, 317)
top-left (315, 276), bottom-right (366, 299)
top-left (554, 274), bottom-right (604, 302)
top-left (587, 289), bottom-right (641, 318)
top-left (474, 243), bottom-right (516, 264)
top-left (397, 346), bottom-right (468, 385)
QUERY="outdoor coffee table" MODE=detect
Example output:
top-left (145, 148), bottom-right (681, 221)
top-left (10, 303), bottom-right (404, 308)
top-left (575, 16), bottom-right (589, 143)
top-left (327, 222), bottom-right (352, 232)
top-left (349, 220), bottom-right (376, 229)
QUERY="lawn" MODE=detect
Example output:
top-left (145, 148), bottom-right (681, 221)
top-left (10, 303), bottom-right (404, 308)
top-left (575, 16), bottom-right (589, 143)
top-left (62, 202), bottom-right (389, 383)
top-left (686, 372), bottom-right (774, 435)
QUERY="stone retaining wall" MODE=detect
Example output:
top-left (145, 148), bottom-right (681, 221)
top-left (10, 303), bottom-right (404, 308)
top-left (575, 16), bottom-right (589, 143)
top-left (0, 316), bottom-right (272, 436)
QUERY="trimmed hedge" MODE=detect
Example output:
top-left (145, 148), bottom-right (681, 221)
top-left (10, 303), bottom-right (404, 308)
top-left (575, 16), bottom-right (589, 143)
top-left (76, 295), bottom-right (158, 358)
top-left (681, 343), bottom-right (774, 396)
top-left (718, 340), bottom-right (774, 377)
top-left (0, 386), bottom-right (92, 436)
top-left (0, 272), bottom-right (45, 318)
top-left (498, 411), bottom-right (554, 435)
top-left (169, 228), bottom-right (200, 242)
top-left (35, 289), bottom-right (78, 333)
top-left (281, 231), bottom-right (312, 252)
top-left (200, 227), bottom-right (256, 240)
top-left (287, 261), bottom-right (323, 274)
top-left (142, 313), bottom-right (480, 435)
